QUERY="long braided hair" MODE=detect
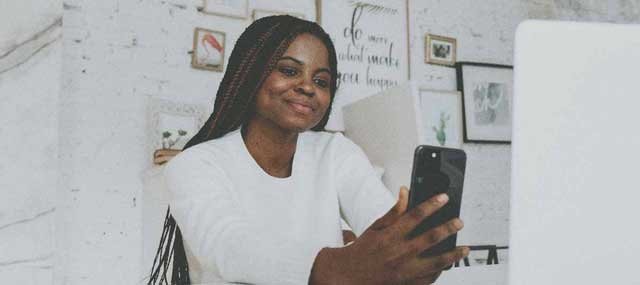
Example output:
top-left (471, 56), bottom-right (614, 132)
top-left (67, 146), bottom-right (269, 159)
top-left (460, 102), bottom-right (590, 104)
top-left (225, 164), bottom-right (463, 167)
top-left (147, 15), bottom-right (338, 284)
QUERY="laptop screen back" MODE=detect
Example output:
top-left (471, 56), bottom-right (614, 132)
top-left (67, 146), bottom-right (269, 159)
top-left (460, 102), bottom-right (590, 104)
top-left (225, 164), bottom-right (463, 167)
top-left (510, 20), bottom-right (640, 285)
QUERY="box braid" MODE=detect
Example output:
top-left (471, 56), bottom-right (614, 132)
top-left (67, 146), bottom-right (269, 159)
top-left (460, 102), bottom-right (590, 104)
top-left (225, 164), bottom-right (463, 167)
top-left (147, 15), bottom-right (338, 284)
top-left (185, 15), bottom-right (338, 148)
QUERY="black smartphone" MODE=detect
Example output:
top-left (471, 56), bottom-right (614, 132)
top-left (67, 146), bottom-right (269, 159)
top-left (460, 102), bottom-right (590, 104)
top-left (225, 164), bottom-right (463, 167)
top-left (408, 145), bottom-right (466, 257)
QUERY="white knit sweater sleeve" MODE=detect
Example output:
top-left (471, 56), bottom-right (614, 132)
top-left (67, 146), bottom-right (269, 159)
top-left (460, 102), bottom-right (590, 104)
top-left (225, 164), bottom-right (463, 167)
top-left (333, 134), bottom-right (396, 236)
top-left (164, 148), bottom-right (321, 285)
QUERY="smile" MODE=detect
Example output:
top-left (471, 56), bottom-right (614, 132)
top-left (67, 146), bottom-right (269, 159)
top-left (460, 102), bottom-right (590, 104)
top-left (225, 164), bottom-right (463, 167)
top-left (287, 101), bottom-right (314, 114)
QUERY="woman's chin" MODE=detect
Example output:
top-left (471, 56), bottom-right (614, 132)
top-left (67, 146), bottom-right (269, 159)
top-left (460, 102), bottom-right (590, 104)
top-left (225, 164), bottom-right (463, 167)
top-left (278, 117), bottom-right (319, 133)
top-left (283, 123), bottom-right (313, 133)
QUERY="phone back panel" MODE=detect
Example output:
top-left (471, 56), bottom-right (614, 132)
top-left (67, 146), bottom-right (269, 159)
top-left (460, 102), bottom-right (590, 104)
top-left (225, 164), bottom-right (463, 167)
top-left (511, 20), bottom-right (640, 285)
top-left (409, 145), bottom-right (466, 257)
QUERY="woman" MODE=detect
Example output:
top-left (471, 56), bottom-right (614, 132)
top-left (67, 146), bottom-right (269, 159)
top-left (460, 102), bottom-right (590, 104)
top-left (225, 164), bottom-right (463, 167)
top-left (150, 15), bottom-right (468, 285)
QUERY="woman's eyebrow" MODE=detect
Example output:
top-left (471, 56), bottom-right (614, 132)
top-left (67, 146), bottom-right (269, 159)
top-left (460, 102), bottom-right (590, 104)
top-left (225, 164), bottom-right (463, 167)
top-left (278, 56), bottom-right (303, 65)
top-left (316, 68), bottom-right (331, 75)
top-left (279, 56), bottom-right (331, 75)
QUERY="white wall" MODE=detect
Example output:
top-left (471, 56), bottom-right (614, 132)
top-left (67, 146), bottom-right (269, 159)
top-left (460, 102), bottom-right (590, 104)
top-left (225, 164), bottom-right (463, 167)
top-left (2, 0), bottom-right (640, 284)
top-left (0, 0), bottom-right (62, 283)
top-left (58, 0), bottom-right (315, 284)
top-left (59, 1), bottom-right (221, 282)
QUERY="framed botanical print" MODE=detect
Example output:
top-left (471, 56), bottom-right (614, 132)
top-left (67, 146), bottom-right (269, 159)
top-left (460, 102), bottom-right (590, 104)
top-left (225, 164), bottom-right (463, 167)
top-left (456, 62), bottom-right (513, 143)
top-left (147, 99), bottom-right (207, 163)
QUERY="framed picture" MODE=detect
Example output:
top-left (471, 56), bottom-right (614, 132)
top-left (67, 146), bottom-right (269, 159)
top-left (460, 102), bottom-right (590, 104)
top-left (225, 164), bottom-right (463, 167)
top-left (318, 0), bottom-right (408, 130)
top-left (147, 99), bottom-right (207, 159)
top-left (418, 88), bottom-right (464, 148)
top-left (456, 62), bottom-right (513, 143)
top-left (425, 34), bottom-right (457, 66)
top-left (191, 27), bottom-right (225, 72)
top-left (252, 9), bottom-right (306, 21)
top-left (200, 0), bottom-right (248, 19)
top-left (315, 0), bottom-right (322, 24)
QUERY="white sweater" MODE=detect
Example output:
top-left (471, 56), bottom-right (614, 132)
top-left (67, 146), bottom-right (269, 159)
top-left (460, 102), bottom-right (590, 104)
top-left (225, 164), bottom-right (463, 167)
top-left (164, 128), bottom-right (395, 284)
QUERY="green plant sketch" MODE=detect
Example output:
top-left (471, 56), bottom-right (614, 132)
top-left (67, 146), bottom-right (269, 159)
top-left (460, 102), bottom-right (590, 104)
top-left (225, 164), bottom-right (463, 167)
top-left (432, 112), bottom-right (450, 146)
top-left (162, 129), bottom-right (188, 149)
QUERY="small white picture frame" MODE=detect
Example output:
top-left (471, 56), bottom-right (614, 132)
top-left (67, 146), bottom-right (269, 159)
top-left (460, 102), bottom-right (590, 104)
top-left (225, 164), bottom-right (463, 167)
top-left (200, 0), bottom-right (248, 19)
top-left (418, 88), bottom-right (464, 148)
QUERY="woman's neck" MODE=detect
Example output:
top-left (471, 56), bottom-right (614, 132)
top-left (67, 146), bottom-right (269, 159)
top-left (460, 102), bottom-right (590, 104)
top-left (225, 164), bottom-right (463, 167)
top-left (241, 119), bottom-right (299, 178)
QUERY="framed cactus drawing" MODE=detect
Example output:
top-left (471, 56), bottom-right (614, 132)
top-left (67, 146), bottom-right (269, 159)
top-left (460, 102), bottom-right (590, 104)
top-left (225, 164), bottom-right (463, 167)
top-left (418, 88), bottom-right (463, 148)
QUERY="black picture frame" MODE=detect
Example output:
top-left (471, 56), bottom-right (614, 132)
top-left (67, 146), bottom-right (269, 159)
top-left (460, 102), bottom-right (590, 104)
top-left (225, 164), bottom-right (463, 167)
top-left (456, 61), bottom-right (513, 144)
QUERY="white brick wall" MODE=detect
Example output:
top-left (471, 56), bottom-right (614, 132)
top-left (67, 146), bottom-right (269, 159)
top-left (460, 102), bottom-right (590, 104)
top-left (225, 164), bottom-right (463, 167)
top-left (0, 0), bottom-right (61, 283)
top-left (2, 0), bottom-right (639, 284)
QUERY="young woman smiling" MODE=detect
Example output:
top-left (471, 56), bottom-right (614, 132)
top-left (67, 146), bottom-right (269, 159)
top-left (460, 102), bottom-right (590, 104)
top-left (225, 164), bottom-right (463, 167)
top-left (149, 15), bottom-right (468, 285)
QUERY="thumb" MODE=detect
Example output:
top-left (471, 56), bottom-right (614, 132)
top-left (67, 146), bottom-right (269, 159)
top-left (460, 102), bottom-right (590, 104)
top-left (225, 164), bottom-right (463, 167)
top-left (369, 186), bottom-right (409, 230)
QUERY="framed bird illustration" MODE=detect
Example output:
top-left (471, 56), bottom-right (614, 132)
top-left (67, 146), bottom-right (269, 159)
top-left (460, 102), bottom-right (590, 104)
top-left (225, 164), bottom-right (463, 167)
top-left (191, 27), bottom-right (226, 71)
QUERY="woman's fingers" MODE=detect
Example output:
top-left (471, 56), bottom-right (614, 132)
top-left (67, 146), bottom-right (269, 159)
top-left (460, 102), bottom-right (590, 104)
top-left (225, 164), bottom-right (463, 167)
top-left (407, 218), bottom-right (463, 256)
top-left (369, 187), bottom-right (409, 231)
top-left (422, 246), bottom-right (470, 272)
top-left (392, 217), bottom-right (463, 267)
top-left (406, 271), bottom-right (441, 285)
top-left (386, 193), bottom-right (449, 237)
top-left (400, 246), bottom-right (469, 280)
top-left (424, 271), bottom-right (442, 285)
top-left (335, 190), bottom-right (467, 285)
top-left (395, 187), bottom-right (409, 215)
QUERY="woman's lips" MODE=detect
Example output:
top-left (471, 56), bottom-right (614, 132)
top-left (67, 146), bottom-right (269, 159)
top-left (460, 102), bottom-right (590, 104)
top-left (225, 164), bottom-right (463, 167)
top-left (287, 101), bottom-right (313, 114)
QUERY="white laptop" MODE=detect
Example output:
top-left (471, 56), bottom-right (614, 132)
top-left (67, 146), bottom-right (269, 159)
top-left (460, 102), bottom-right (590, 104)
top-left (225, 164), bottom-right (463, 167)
top-left (510, 20), bottom-right (640, 284)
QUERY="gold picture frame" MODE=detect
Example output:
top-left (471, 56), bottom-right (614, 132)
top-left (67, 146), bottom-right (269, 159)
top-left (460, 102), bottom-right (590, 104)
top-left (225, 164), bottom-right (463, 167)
top-left (425, 34), bottom-right (457, 66)
top-left (191, 27), bottom-right (225, 72)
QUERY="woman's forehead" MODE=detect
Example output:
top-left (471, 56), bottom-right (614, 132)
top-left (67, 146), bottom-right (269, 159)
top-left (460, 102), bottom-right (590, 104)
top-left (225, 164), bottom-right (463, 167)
top-left (280, 34), bottom-right (329, 64)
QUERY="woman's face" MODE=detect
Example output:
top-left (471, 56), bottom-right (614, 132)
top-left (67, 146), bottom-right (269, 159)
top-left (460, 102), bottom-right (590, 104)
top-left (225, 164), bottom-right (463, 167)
top-left (252, 33), bottom-right (332, 132)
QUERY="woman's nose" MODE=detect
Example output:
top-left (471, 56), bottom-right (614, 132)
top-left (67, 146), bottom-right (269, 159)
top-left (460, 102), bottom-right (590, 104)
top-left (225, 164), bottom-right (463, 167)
top-left (295, 79), bottom-right (315, 97)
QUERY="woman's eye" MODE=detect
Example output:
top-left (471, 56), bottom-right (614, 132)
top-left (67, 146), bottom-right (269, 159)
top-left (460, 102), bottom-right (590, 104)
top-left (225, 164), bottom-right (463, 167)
top-left (279, 67), bottom-right (298, 77)
top-left (314, 78), bottom-right (329, 88)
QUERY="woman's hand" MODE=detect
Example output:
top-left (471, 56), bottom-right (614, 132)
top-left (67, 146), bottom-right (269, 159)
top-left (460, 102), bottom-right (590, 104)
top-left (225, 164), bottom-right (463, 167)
top-left (310, 187), bottom-right (469, 285)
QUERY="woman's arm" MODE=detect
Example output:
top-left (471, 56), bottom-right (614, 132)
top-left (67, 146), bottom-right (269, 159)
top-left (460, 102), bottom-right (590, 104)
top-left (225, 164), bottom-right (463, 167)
top-left (311, 188), bottom-right (469, 285)
top-left (332, 134), bottom-right (395, 234)
top-left (165, 149), bottom-right (321, 284)
top-left (319, 134), bottom-right (469, 284)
